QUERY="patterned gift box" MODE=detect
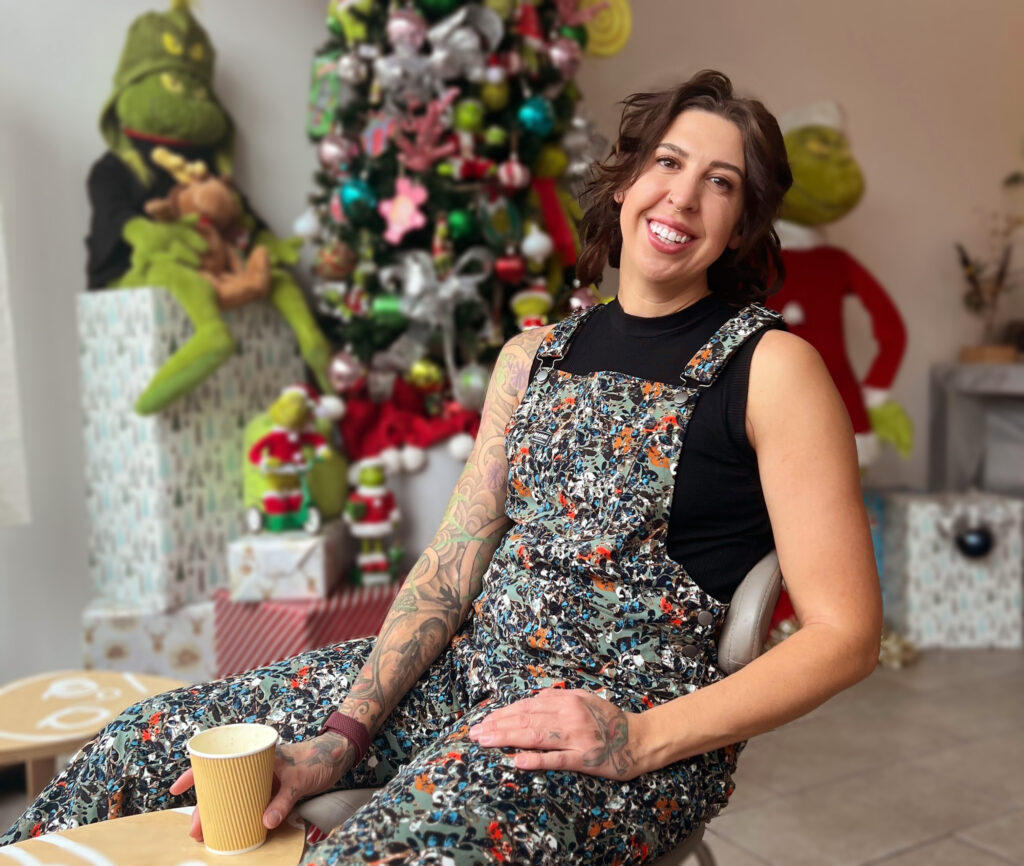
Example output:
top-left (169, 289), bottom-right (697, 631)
top-left (214, 583), bottom-right (402, 677)
top-left (82, 600), bottom-right (216, 683)
top-left (882, 492), bottom-right (1024, 648)
top-left (227, 520), bottom-right (350, 601)
top-left (78, 288), bottom-right (304, 613)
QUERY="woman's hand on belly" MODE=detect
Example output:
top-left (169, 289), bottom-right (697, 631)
top-left (468, 688), bottom-right (648, 781)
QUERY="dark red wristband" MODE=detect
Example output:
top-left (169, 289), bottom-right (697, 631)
top-left (321, 711), bottom-right (371, 764)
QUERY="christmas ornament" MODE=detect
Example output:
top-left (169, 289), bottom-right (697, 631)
top-left (328, 349), bottom-right (367, 393)
top-left (433, 216), bottom-right (454, 276)
top-left (452, 361), bottom-right (489, 411)
top-left (340, 177), bottom-right (379, 221)
top-left (329, 187), bottom-right (348, 225)
top-left (548, 36), bottom-right (583, 79)
top-left (510, 284), bottom-right (553, 329)
top-left (293, 207), bottom-right (320, 240)
top-left (307, 51), bottom-right (344, 139)
top-left (559, 24), bottom-right (588, 48)
top-left (515, 2), bottom-right (544, 46)
top-left (478, 194), bottom-right (523, 249)
top-left (955, 526), bottom-right (995, 558)
top-left (315, 241), bottom-right (358, 280)
top-left (370, 292), bottom-right (407, 327)
top-left (520, 222), bottom-right (554, 264)
top-left (337, 52), bottom-right (369, 85)
top-left (497, 155), bottom-right (531, 191)
top-left (569, 281), bottom-right (599, 311)
top-left (533, 144), bottom-right (569, 179)
top-left (480, 79), bottom-right (510, 112)
top-left (447, 207), bottom-right (477, 242)
top-left (427, 5), bottom-right (504, 82)
top-left (379, 176), bottom-right (430, 244)
top-left (406, 357), bottom-right (446, 416)
top-left (453, 98), bottom-right (486, 133)
top-left (373, 45), bottom-right (436, 110)
top-left (495, 251), bottom-right (526, 284)
top-left (328, 0), bottom-right (375, 44)
top-left (483, 125), bottom-right (509, 148)
top-left (580, 0), bottom-right (632, 56)
top-left (345, 459), bottom-right (402, 584)
top-left (318, 133), bottom-right (360, 175)
top-left (361, 111), bottom-right (400, 157)
top-left (483, 0), bottom-right (515, 20)
top-left (386, 8), bottom-right (429, 51)
top-left (394, 88), bottom-right (461, 173)
top-left (562, 113), bottom-right (608, 195)
top-left (518, 96), bottom-right (556, 137)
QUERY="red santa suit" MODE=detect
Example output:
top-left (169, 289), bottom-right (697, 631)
top-left (346, 487), bottom-right (399, 538)
top-left (766, 221), bottom-right (907, 466)
top-left (248, 427), bottom-right (329, 512)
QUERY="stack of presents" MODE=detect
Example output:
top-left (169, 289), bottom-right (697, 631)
top-left (80, 292), bottom-right (401, 683)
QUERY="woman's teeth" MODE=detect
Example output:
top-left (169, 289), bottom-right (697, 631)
top-left (649, 221), bottom-right (690, 244)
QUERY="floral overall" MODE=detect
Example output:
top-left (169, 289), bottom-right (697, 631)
top-left (3, 304), bottom-right (779, 865)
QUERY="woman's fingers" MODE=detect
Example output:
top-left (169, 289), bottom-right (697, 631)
top-left (168, 768), bottom-right (194, 797)
top-left (189, 805), bottom-right (204, 842)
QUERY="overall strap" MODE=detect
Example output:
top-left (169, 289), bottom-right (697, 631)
top-left (681, 303), bottom-right (783, 388)
top-left (535, 304), bottom-right (603, 362)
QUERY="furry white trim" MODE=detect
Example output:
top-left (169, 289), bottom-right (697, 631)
top-left (855, 432), bottom-right (879, 467)
top-left (778, 100), bottom-right (844, 134)
top-left (862, 387), bottom-right (891, 409)
top-left (448, 432), bottom-right (475, 462)
top-left (774, 220), bottom-right (823, 250)
top-left (400, 445), bottom-right (427, 474)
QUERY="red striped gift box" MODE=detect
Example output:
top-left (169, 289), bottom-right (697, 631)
top-left (214, 583), bottom-right (402, 678)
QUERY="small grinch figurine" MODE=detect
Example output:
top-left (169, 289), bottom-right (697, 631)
top-left (345, 460), bottom-right (402, 585)
top-left (246, 385), bottom-right (343, 533)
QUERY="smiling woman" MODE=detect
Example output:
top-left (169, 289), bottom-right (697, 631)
top-left (3, 70), bottom-right (882, 866)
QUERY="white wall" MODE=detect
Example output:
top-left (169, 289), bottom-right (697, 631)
top-left (0, 0), bottom-right (1021, 682)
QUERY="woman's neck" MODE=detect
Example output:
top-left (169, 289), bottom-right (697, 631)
top-left (616, 279), bottom-right (712, 318)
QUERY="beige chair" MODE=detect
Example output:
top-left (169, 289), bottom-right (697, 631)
top-left (298, 549), bottom-right (783, 865)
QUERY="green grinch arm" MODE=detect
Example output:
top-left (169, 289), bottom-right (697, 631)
top-left (114, 215), bottom-right (209, 288)
top-left (867, 401), bottom-right (913, 458)
top-left (253, 229), bottom-right (304, 268)
top-left (267, 268), bottom-right (333, 394)
top-left (122, 261), bottom-right (235, 415)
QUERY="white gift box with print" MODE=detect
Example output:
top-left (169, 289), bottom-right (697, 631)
top-left (228, 519), bottom-right (349, 601)
top-left (882, 492), bottom-right (1024, 648)
top-left (82, 599), bottom-right (216, 683)
top-left (78, 287), bottom-right (305, 613)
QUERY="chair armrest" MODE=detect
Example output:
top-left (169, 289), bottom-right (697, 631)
top-left (717, 549), bottom-right (782, 676)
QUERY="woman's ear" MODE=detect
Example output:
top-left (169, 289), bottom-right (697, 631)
top-left (613, 190), bottom-right (624, 204)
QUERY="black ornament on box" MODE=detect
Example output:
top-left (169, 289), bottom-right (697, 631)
top-left (955, 526), bottom-right (995, 559)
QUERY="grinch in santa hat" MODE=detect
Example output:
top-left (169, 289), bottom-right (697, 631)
top-left (766, 100), bottom-right (912, 467)
top-left (246, 385), bottom-right (344, 533)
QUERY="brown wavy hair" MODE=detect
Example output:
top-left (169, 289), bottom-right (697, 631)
top-left (576, 70), bottom-right (793, 304)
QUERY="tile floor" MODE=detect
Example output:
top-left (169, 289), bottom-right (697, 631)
top-left (1, 649), bottom-right (1021, 864)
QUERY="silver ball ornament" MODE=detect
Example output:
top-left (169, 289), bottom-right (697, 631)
top-left (548, 37), bottom-right (583, 79)
top-left (386, 9), bottom-right (428, 50)
top-left (452, 362), bottom-right (489, 412)
top-left (337, 52), bottom-right (368, 84)
top-left (329, 350), bottom-right (367, 393)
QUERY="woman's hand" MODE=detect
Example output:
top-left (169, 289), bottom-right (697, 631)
top-left (468, 689), bottom-right (645, 781)
top-left (169, 732), bottom-right (358, 842)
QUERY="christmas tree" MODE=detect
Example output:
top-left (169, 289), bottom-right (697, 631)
top-left (298, 0), bottom-right (629, 450)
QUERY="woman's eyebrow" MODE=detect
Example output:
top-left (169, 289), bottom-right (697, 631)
top-left (656, 142), bottom-right (746, 180)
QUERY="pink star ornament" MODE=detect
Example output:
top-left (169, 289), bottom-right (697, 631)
top-left (378, 177), bottom-right (429, 245)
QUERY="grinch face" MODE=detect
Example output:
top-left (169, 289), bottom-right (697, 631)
top-left (778, 125), bottom-right (865, 226)
top-left (358, 464), bottom-right (386, 488)
top-left (269, 392), bottom-right (313, 429)
top-left (116, 70), bottom-right (228, 144)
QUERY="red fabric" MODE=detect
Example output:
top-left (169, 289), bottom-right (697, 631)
top-left (532, 177), bottom-right (577, 266)
top-left (348, 489), bottom-right (397, 524)
top-left (338, 379), bottom-right (481, 462)
top-left (765, 246), bottom-right (907, 435)
top-left (248, 428), bottom-right (327, 468)
top-left (768, 586), bottom-right (796, 631)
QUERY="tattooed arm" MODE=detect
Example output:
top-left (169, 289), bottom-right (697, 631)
top-left (254, 327), bottom-right (549, 829)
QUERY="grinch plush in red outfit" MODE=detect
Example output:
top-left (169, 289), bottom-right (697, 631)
top-left (766, 101), bottom-right (912, 467)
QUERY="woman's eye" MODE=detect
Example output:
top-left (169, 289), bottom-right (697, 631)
top-left (710, 176), bottom-right (734, 191)
top-left (656, 156), bottom-right (677, 169)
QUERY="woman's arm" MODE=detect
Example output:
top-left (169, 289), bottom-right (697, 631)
top-left (636, 329), bottom-right (883, 770)
top-left (469, 329), bottom-right (882, 779)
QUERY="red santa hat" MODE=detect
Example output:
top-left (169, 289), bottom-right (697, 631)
top-left (282, 384), bottom-right (345, 421)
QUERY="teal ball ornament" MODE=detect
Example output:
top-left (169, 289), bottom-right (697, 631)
top-left (340, 178), bottom-right (378, 221)
top-left (447, 208), bottom-right (477, 241)
top-left (518, 96), bottom-right (555, 138)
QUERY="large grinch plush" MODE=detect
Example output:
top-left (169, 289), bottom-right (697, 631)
top-left (766, 101), bottom-right (912, 467)
top-left (86, 0), bottom-right (332, 414)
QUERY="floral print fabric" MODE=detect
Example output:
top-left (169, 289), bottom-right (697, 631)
top-left (3, 303), bottom-right (779, 864)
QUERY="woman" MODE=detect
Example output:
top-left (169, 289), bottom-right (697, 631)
top-left (3, 70), bottom-right (881, 863)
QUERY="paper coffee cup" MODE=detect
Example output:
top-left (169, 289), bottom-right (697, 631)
top-left (187, 723), bottom-right (279, 855)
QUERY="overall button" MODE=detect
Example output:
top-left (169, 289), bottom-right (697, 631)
top-left (697, 610), bottom-right (715, 627)
top-left (672, 391), bottom-right (687, 405)
top-left (536, 368), bottom-right (550, 383)
top-left (682, 645), bottom-right (700, 658)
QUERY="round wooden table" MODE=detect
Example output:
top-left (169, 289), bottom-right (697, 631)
top-left (4, 808), bottom-right (305, 865)
top-left (0, 670), bottom-right (185, 800)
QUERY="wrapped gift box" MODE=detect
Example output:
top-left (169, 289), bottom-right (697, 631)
top-left (78, 288), bottom-right (305, 613)
top-left (882, 492), bottom-right (1024, 648)
top-left (862, 489), bottom-right (889, 607)
top-left (214, 584), bottom-right (402, 677)
top-left (82, 600), bottom-right (216, 683)
top-left (228, 520), bottom-right (349, 601)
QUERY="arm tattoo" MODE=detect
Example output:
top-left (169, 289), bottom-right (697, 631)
top-left (581, 703), bottom-right (636, 776)
top-left (337, 331), bottom-right (549, 733)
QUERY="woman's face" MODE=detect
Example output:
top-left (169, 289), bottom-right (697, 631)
top-left (616, 109), bottom-right (746, 295)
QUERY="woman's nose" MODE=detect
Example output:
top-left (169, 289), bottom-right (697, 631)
top-left (667, 173), bottom-right (701, 212)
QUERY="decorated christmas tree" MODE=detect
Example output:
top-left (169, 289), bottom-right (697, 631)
top-left (297, 0), bottom-right (629, 464)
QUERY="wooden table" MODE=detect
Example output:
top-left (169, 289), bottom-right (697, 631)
top-left (0, 670), bottom-right (184, 800)
top-left (1, 808), bottom-right (305, 865)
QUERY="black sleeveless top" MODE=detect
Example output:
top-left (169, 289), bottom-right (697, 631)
top-left (530, 295), bottom-right (780, 602)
